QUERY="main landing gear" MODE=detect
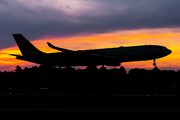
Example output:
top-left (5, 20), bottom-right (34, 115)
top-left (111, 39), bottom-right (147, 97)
top-left (153, 58), bottom-right (156, 66)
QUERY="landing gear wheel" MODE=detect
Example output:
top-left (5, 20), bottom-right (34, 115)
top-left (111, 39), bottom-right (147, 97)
top-left (153, 58), bottom-right (156, 66)
top-left (153, 62), bottom-right (156, 66)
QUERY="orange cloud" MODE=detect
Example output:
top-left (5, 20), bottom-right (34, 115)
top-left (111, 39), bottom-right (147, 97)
top-left (0, 28), bottom-right (180, 72)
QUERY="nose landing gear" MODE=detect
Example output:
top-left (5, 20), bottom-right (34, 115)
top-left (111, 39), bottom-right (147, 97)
top-left (153, 58), bottom-right (156, 66)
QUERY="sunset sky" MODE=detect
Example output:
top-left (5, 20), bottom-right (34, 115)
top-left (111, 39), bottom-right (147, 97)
top-left (0, 0), bottom-right (180, 72)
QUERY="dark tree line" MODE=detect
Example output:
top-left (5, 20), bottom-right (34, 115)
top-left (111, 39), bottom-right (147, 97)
top-left (0, 65), bottom-right (179, 94)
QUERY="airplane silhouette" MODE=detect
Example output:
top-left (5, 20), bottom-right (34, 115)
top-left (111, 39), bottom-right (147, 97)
top-left (10, 34), bottom-right (172, 67)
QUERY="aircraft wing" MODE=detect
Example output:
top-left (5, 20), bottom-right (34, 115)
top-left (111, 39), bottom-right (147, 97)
top-left (89, 53), bottom-right (119, 59)
top-left (47, 42), bottom-right (119, 59)
top-left (47, 42), bottom-right (75, 54)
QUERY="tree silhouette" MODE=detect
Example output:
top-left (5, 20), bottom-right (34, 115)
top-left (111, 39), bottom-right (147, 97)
top-left (15, 65), bottom-right (22, 72)
top-left (0, 64), bottom-right (178, 94)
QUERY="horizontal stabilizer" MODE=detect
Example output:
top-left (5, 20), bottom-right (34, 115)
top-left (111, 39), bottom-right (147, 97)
top-left (9, 54), bottom-right (22, 57)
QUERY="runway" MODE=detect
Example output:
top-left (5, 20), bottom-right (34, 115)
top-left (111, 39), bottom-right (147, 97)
top-left (0, 93), bottom-right (179, 117)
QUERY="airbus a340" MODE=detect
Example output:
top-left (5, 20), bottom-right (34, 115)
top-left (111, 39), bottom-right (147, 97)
top-left (10, 34), bottom-right (172, 67)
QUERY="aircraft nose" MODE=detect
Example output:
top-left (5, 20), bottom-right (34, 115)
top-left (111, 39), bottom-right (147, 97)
top-left (167, 49), bottom-right (172, 55)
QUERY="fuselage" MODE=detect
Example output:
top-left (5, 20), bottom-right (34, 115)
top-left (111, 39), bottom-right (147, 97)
top-left (29, 45), bottom-right (171, 66)
top-left (82, 45), bottom-right (171, 62)
top-left (12, 34), bottom-right (172, 67)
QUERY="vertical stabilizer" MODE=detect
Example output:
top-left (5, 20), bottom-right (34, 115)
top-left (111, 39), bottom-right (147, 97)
top-left (12, 34), bottom-right (45, 56)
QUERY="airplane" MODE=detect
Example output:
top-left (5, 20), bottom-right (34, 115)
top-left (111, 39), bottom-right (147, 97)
top-left (10, 34), bottom-right (172, 67)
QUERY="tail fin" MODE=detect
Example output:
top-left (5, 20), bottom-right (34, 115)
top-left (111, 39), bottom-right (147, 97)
top-left (12, 34), bottom-right (45, 56)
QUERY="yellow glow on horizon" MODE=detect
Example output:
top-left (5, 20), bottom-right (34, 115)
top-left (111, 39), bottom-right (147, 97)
top-left (0, 28), bottom-right (180, 71)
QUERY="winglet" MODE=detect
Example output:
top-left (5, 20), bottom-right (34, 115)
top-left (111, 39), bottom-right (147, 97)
top-left (47, 42), bottom-right (55, 48)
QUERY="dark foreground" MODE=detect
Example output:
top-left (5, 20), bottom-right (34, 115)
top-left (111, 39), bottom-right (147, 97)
top-left (1, 65), bottom-right (180, 117)
top-left (0, 94), bottom-right (180, 118)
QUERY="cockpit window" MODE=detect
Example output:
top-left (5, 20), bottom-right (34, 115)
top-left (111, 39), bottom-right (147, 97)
top-left (159, 47), bottom-right (166, 51)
